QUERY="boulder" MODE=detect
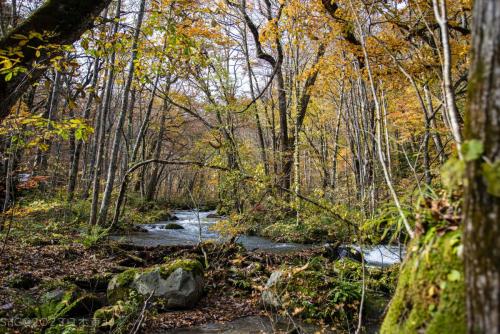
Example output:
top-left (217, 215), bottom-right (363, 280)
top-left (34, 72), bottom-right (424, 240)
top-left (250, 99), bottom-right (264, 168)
top-left (261, 271), bottom-right (283, 308)
top-left (157, 211), bottom-right (176, 221)
top-left (206, 213), bottom-right (221, 219)
top-left (93, 300), bottom-right (135, 330)
top-left (162, 223), bottom-right (184, 230)
top-left (107, 259), bottom-right (204, 309)
top-left (107, 268), bottom-right (140, 304)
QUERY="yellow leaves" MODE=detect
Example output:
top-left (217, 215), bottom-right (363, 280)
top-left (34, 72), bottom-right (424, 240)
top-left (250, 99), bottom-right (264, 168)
top-left (1, 110), bottom-right (94, 152)
top-left (1, 58), bottom-right (13, 70)
top-left (259, 19), bottom-right (280, 44)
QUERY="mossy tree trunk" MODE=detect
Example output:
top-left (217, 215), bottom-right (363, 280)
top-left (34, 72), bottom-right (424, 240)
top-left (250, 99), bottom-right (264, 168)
top-left (0, 0), bottom-right (112, 122)
top-left (464, 0), bottom-right (500, 332)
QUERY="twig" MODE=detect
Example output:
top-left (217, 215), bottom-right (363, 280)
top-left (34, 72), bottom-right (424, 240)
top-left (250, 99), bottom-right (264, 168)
top-left (186, 186), bottom-right (209, 269)
top-left (130, 290), bottom-right (154, 334)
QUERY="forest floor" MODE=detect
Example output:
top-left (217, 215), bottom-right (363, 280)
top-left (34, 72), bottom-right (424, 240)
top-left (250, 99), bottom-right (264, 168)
top-left (0, 231), bottom-right (345, 333)
top-left (0, 238), bottom-right (267, 332)
top-left (0, 195), bottom-right (396, 333)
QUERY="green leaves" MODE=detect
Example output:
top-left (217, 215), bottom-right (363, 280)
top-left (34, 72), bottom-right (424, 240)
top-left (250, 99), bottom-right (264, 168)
top-left (461, 139), bottom-right (484, 162)
top-left (447, 270), bottom-right (461, 282)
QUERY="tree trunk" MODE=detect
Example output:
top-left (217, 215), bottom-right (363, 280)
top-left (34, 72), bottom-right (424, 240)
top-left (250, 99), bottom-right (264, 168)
top-left (0, 0), bottom-right (112, 121)
top-left (89, 0), bottom-right (121, 225)
top-left (67, 57), bottom-right (101, 200)
top-left (433, 0), bottom-right (463, 156)
top-left (97, 0), bottom-right (145, 225)
top-left (464, 0), bottom-right (500, 332)
top-left (145, 100), bottom-right (168, 202)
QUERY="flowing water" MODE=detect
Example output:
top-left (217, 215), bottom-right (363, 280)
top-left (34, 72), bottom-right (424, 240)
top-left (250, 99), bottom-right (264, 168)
top-left (113, 210), bottom-right (404, 266)
top-left (161, 315), bottom-right (336, 334)
top-left (113, 210), bottom-right (401, 333)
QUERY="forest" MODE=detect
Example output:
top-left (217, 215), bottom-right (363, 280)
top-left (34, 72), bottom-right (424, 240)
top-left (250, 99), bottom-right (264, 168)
top-left (0, 0), bottom-right (498, 333)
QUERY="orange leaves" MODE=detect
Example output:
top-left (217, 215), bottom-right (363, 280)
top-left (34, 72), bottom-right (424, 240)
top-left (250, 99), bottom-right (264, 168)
top-left (17, 176), bottom-right (49, 191)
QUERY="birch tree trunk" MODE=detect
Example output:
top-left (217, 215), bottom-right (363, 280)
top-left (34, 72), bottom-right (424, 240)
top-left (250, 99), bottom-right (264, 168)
top-left (433, 0), bottom-right (463, 156)
top-left (350, 0), bottom-right (414, 238)
top-left (97, 0), bottom-right (146, 225)
top-left (67, 57), bottom-right (101, 200)
top-left (89, 0), bottom-right (121, 225)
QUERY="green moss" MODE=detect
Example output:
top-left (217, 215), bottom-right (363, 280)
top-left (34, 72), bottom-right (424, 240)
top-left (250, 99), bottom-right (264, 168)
top-left (93, 296), bottom-right (141, 330)
top-left (93, 303), bottom-right (133, 329)
top-left (35, 286), bottom-right (101, 322)
top-left (381, 230), bottom-right (466, 334)
top-left (160, 259), bottom-right (203, 279)
top-left (116, 268), bottom-right (140, 286)
top-left (107, 268), bottom-right (140, 303)
top-left (262, 257), bottom-right (363, 328)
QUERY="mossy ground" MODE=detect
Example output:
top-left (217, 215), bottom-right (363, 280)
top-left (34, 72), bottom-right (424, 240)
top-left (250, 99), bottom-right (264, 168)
top-left (381, 229), bottom-right (465, 334)
top-left (263, 255), bottom-right (397, 331)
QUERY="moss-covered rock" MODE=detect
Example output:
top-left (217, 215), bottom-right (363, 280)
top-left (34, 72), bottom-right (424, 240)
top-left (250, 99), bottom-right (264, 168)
top-left (107, 259), bottom-right (204, 309)
top-left (93, 299), bottom-right (138, 330)
top-left (37, 287), bottom-right (78, 319)
top-left (261, 257), bottom-right (362, 327)
top-left (381, 230), bottom-right (465, 334)
top-left (107, 268), bottom-right (140, 304)
top-left (160, 259), bottom-right (204, 279)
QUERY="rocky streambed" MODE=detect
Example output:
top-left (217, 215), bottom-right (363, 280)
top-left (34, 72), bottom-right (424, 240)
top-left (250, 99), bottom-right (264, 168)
top-left (105, 210), bottom-right (402, 333)
top-left (113, 209), bottom-right (405, 267)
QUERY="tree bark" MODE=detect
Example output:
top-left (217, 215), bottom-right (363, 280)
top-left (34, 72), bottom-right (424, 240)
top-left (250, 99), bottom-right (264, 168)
top-left (67, 57), bottom-right (101, 200)
top-left (464, 0), bottom-right (500, 332)
top-left (89, 0), bottom-right (121, 225)
top-left (0, 0), bottom-right (112, 122)
top-left (145, 100), bottom-right (168, 202)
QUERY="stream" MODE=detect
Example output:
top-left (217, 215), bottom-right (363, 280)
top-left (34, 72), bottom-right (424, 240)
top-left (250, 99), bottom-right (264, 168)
top-left (112, 210), bottom-right (402, 333)
top-left (114, 210), bottom-right (404, 267)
